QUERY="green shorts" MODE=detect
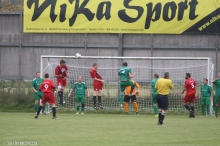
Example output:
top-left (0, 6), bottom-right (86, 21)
top-left (201, 97), bottom-right (210, 106)
top-left (76, 96), bottom-right (85, 103)
top-left (120, 80), bottom-right (134, 92)
top-left (152, 93), bottom-right (157, 104)
top-left (215, 95), bottom-right (220, 104)
top-left (34, 91), bottom-right (43, 100)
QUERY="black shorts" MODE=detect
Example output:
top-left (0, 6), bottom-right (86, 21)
top-left (157, 94), bottom-right (168, 110)
top-left (124, 95), bottom-right (136, 102)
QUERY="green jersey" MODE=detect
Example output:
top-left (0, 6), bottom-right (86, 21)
top-left (31, 78), bottom-right (44, 91)
top-left (151, 78), bottom-right (158, 94)
top-left (118, 66), bottom-right (132, 81)
top-left (213, 78), bottom-right (220, 95)
top-left (72, 82), bottom-right (87, 96)
top-left (201, 84), bottom-right (212, 97)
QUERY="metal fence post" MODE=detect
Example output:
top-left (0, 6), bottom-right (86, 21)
top-left (18, 0), bottom-right (23, 94)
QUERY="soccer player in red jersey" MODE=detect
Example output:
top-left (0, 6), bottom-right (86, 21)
top-left (55, 60), bottom-right (68, 106)
top-left (181, 73), bottom-right (196, 118)
top-left (90, 62), bottom-right (105, 110)
top-left (35, 73), bottom-right (57, 119)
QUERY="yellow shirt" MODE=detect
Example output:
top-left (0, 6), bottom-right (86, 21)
top-left (155, 78), bottom-right (174, 95)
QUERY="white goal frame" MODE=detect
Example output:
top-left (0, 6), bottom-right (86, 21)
top-left (40, 55), bottom-right (214, 115)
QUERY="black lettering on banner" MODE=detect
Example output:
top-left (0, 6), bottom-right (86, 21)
top-left (27, 0), bottom-right (57, 22)
top-left (163, 2), bottom-right (177, 21)
top-left (118, 0), bottom-right (144, 23)
top-left (145, 3), bottom-right (161, 29)
top-left (96, 1), bottom-right (112, 20)
top-left (69, 0), bottom-right (95, 26)
top-left (189, 0), bottom-right (198, 20)
top-left (60, 4), bottom-right (67, 22)
top-left (178, 0), bottom-right (188, 21)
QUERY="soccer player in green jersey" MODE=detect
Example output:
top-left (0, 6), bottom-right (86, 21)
top-left (31, 72), bottom-right (46, 114)
top-left (199, 78), bottom-right (213, 116)
top-left (151, 74), bottom-right (159, 117)
top-left (118, 62), bottom-right (135, 107)
top-left (68, 76), bottom-right (90, 114)
top-left (212, 71), bottom-right (220, 118)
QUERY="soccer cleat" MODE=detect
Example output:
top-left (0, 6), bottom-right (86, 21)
top-left (155, 114), bottom-right (158, 117)
top-left (98, 104), bottom-right (104, 109)
top-left (35, 115), bottom-right (38, 119)
top-left (189, 115), bottom-right (195, 118)
top-left (43, 112), bottom-right (47, 115)
top-left (157, 122), bottom-right (165, 126)
top-left (215, 115), bottom-right (218, 118)
top-left (136, 112), bottom-right (139, 116)
top-left (81, 112), bottom-right (84, 115)
top-left (52, 117), bottom-right (57, 119)
top-left (93, 105), bottom-right (98, 110)
top-left (76, 112), bottom-right (79, 115)
top-left (126, 112), bottom-right (130, 115)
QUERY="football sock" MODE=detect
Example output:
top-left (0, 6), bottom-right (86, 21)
top-left (123, 102), bottom-right (129, 113)
top-left (93, 96), bottom-right (96, 106)
top-left (158, 111), bottom-right (162, 122)
top-left (184, 104), bottom-right (191, 111)
top-left (76, 105), bottom-right (80, 112)
top-left (81, 103), bottom-right (85, 112)
top-left (160, 113), bottom-right (165, 124)
top-left (98, 96), bottom-right (101, 104)
top-left (207, 105), bottom-right (210, 115)
top-left (52, 107), bottom-right (56, 117)
top-left (191, 106), bottom-right (194, 112)
top-left (34, 104), bottom-right (38, 112)
top-left (133, 102), bottom-right (138, 113)
top-left (58, 91), bottom-right (63, 105)
top-left (153, 105), bottom-right (158, 115)
top-left (201, 105), bottom-right (205, 115)
top-left (42, 104), bottom-right (46, 113)
top-left (37, 106), bottom-right (43, 116)
top-left (119, 95), bottom-right (124, 105)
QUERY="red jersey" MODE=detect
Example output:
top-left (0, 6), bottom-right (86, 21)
top-left (185, 78), bottom-right (196, 95)
top-left (55, 65), bottom-right (68, 78)
top-left (90, 68), bottom-right (102, 80)
top-left (39, 79), bottom-right (55, 93)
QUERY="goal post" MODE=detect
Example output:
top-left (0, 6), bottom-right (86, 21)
top-left (40, 55), bottom-right (214, 114)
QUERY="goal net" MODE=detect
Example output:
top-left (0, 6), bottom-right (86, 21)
top-left (41, 56), bottom-right (214, 114)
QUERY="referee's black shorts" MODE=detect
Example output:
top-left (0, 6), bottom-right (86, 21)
top-left (157, 94), bottom-right (168, 110)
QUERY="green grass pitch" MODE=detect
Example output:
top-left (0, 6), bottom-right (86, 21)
top-left (0, 112), bottom-right (219, 146)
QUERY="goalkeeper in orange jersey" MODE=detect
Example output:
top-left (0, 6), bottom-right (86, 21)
top-left (123, 80), bottom-right (140, 115)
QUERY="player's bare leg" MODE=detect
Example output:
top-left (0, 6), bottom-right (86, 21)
top-left (93, 91), bottom-right (98, 110)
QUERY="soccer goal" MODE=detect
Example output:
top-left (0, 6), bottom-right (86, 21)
top-left (40, 55), bottom-right (214, 114)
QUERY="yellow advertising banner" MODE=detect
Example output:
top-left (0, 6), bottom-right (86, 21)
top-left (23, 0), bottom-right (220, 33)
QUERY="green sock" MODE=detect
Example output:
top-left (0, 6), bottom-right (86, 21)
top-left (215, 106), bottom-right (218, 116)
top-left (153, 105), bottom-right (158, 115)
top-left (34, 104), bottom-right (38, 112)
top-left (207, 105), bottom-right (210, 115)
top-left (76, 106), bottom-right (80, 112)
top-left (82, 107), bottom-right (85, 112)
top-left (201, 105), bottom-right (204, 115)
top-left (42, 104), bottom-right (46, 113)
top-left (120, 95), bottom-right (124, 105)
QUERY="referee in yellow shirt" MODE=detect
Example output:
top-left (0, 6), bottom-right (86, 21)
top-left (155, 72), bottom-right (174, 126)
